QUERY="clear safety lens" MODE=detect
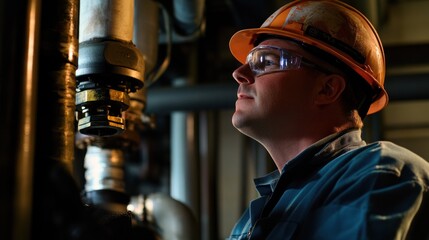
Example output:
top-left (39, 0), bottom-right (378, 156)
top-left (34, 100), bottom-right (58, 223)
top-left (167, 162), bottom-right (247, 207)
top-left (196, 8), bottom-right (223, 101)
top-left (246, 45), bottom-right (303, 77)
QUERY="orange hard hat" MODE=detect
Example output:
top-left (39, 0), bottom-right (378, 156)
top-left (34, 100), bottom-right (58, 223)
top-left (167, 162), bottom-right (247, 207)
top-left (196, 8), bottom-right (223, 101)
top-left (229, 0), bottom-right (388, 115)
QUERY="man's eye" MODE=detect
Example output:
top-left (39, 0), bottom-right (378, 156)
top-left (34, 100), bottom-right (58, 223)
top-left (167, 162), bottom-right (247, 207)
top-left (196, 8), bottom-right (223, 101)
top-left (264, 51), bottom-right (280, 62)
top-left (263, 55), bottom-right (280, 70)
top-left (264, 59), bottom-right (278, 66)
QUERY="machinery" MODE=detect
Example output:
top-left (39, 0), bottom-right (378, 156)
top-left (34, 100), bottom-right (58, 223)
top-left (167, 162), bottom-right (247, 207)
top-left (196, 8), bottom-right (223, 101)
top-left (0, 0), bottom-right (204, 239)
top-left (5, 0), bottom-right (429, 239)
top-left (74, 0), bottom-right (202, 239)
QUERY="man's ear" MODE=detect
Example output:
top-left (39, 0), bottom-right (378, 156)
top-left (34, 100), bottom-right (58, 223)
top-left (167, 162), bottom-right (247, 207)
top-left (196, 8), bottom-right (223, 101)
top-left (314, 74), bottom-right (346, 105)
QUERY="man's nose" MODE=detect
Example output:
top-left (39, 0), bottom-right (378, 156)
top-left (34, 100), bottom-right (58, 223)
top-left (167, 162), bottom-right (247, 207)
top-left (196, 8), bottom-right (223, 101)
top-left (232, 64), bottom-right (255, 84)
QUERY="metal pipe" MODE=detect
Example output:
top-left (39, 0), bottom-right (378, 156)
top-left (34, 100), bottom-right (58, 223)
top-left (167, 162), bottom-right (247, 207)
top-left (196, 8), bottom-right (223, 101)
top-left (13, 1), bottom-right (41, 238)
top-left (146, 83), bottom-right (236, 113)
top-left (83, 145), bottom-right (130, 213)
top-left (79, 0), bottom-right (134, 42)
top-left (34, 0), bottom-right (79, 172)
top-left (158, 0), bottom-right (205, 43)
top-left (0, 0), bottom-right (41, 239)
top-left (173, 0), bottom-right (205, 35)
top-left (84, 146), bottom-right (126, 193)
top-left (199, 112), bottom-right (219, 240)
top-left (170, 111), bottom-right (200, 216)
top-left (133, 0), bottom-right (159, 76)
top-left (169, 57), bottom-right (200, 229)
top-left (144, 73), bottom-right (429, 114)
top-left (128, 193), bottom-right (198, 240)
top-left (76, 0), bottom-right (145, 136)
top-left (24, 0), bottom-right (80, 238)
top-left (385, 73), bottom-right (429, 101)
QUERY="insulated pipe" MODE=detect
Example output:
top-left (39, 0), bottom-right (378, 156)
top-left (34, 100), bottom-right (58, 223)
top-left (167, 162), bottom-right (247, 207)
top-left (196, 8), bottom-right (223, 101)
top-left (147, 193), bottom-right (198, 239)
top-left (158, 0), bottom-right (206, 43)
top-left (79, 0), bottom-right (134, 42)
top-left (128, 193), bottom-right (198, 240)
top-left (84, 146), bottom-right (126, 193)
top-left (76, 0), bottom-right (145, 136)
top-left (83, 146), bottom-right (129, 213)
top-left (173, 0), bottom-right (205, 35)
top-left (130, 0), bottom-right (159, 132)
top-left (133, 0), bottom-right (159, 76)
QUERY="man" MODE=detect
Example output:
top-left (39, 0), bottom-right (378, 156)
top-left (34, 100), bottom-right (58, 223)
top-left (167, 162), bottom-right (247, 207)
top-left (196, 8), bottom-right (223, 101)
top-left (227, 0), bottom-right (429, 239)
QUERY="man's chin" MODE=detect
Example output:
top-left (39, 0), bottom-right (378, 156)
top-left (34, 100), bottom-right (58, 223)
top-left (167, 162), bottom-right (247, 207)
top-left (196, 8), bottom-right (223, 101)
top-left (232, 114), bottom-right (251, 133)
top-left (231, 112), bottom-right (243, 129)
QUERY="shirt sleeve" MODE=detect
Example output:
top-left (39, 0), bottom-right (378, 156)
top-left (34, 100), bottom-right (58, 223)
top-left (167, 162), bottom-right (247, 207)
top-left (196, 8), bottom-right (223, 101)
top-left (300, 167), bottom-right (429, 240)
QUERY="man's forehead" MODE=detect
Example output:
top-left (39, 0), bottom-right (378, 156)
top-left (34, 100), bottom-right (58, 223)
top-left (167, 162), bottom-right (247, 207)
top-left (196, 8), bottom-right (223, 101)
top-left (255, 37), bottom-right (317, 61)
top-left (257, 38), bottom-right (302, 50)
top-left (255, 36), bottom-right (346, 77)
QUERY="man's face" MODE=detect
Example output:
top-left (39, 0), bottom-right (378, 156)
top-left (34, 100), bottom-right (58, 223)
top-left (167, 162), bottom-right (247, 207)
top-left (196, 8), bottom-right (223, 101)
top-left (231, 38), bottom-right (323, 140)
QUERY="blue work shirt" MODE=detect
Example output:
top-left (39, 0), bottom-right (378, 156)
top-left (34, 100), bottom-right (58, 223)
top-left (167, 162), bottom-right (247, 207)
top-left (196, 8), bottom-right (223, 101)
top-left (228, 129), bottom-right (429, 239)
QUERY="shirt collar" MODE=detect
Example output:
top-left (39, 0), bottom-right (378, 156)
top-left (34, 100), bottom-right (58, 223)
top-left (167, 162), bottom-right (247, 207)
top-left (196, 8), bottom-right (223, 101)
top-left (253, 128), bottom-right (366, 196)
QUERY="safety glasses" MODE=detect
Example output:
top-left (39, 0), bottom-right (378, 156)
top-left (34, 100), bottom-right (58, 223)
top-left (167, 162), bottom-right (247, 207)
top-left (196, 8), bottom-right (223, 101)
top-left (245, 45), bottom-right (324, 77)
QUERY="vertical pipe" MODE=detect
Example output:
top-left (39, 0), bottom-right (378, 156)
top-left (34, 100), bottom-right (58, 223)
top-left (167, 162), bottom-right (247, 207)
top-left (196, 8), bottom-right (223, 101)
top-left (199, 111), bottom-right (219, 240)
top-left (79, 0), bottom-right (134, 42)
top-left (0, 0), bottom-right (41, 239)
top-left (13, 1), bottom-right (41, 239)
top-left (84, 146), bottom-right (129, 213)
top-left (35, 0), bottom-right (79, 172)
top-left (76, 0), bottom-right (144, 136)
top-left (133, 0), bottom-right (159, 76)
top-left (170, 110), bottom-right (200, 215)
top-left (170, 68), bottom-right (200, 223)
top-left (31, 0), bottom-right (79, 238)
top-left (173, 0), bottom-right (205, 35)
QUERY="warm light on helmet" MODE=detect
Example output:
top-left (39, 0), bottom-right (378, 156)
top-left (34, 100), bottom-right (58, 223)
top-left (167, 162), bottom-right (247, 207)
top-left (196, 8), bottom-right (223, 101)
top-left (229, 0), bottom-right (388, 115)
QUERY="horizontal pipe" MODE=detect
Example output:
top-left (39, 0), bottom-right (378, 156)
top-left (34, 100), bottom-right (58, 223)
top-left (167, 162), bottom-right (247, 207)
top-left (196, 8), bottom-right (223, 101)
top-left (146, 83), bottom-right (236, 113)
top-left (385, 73), bottom-right (429, 101)
top-left (145, 73), bottom-right (429, 114)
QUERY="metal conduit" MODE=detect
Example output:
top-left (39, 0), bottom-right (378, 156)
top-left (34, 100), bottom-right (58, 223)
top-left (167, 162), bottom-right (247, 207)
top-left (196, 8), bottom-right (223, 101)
top-left (128, 193), bottom-right (198, 240)
top-left (145, 74), bottom-right (429, 114)
top-left (146, 83), bottom-right (236, 113)
top-left (35, 0), bottom-right (79, 172)
top-left (159, 0), bottom-right (206, 43)
top-left (173, 0), bottom-right (205, 35)
top-left (31, 0), bottom-right (79, 238)
top-left (13, 1), bottom-right (41, 239)
top-left (0, 0), bottom-right (41, 239)
top-left (385, 74), bottom-right (429, 101)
